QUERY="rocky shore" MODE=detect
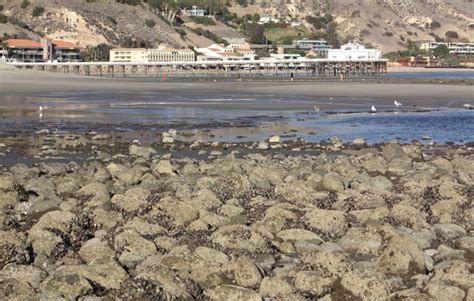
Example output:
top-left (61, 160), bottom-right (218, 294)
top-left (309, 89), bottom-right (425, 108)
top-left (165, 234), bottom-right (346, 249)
top-left (0, 130), bottom-right (472, 300)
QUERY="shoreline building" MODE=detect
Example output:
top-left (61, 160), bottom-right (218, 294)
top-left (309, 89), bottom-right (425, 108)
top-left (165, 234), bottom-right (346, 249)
top-left (5, 38), bottom-right (81, 62)
top-left (419, 42), bottom-right (474, 55)
top-left (148, 47), bottom-right (195, 62)
top-left (52, 40), bottom-right (82, 62)
top-left (6, 39), bottom-right (43, 62)
top-left (292, 38), bottom-right (331, 57)
top-left (328, 42), bottom-right (382, 60)
top-left (109, 47), bottom-right (195, 63)
top-left (196, 43), bottom-right (256, 61)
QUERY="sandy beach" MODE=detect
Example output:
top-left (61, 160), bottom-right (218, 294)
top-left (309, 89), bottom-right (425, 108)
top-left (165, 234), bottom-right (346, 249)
top-left (1, 69), bottom-right (473, 110)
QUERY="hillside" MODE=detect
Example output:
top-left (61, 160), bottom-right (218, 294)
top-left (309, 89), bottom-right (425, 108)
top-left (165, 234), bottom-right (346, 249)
top-left (238, 0), bottom-right (474, 52)
top-left (0, 0), bottom-right (472, 53)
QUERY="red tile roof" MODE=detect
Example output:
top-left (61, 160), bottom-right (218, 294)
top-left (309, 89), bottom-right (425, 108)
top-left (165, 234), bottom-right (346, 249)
top-left (52, 40), bottom-right (81, 49)
top-left (6, 39), bottom-right (42, 48)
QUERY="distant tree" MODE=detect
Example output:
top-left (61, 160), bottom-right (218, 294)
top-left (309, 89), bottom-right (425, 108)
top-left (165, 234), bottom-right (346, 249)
top-left (445, 31), bottom-right (459, 39)
top-left (116, 0), bottom-right (141, 5)
top-left (326, 21), bottom-right (340, 47)
top-left (245, 23), bottom-right (265, 44)
top-left (21, 0), bottom-right (30, 9)
top-left (407, 39), bottom-right (420, 56)
top-left (82, 43), bottom-right (112, 62)
top-left (433, 44), bottom-right (450, 59)
top-left (0, 5), bottom-right (4, 11)
top-left (0, 14), bottom-right (7, 24)
top-left (252, 13), bottom-right (260, 22)
top-left (430, 20), bottom-right (441, 29)
top-left (191, 16), bottom-right (216, 26)
top-left (145, 19), bottom-right (156, 27)
top-left (32, 6), bottom-right (44, 17)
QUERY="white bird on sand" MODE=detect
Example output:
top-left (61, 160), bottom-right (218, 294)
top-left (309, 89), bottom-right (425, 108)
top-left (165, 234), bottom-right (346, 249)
top-left (39, 106), bottom-right (43, 112)
top-left (370, 105), bottom-right (377, 113)
top-left (462, 104), bottom-right (473, 110)
top-left (314, 105), bottom-right (320, 113)
top-left (394, 100), bottom-right (402, 108)
top-left (330, 97), bottom-right (334, 100)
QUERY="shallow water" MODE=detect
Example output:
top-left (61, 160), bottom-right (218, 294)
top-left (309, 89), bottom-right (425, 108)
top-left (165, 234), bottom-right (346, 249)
top-left (295, 110), bottom-right (474, 144)
top-left (385, 71), bottom-right (474, 79)
top-left (0, 91), bottom-right (473, 144)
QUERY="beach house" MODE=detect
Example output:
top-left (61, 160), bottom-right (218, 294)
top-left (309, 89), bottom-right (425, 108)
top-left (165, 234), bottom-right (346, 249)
top-left (327, 42), bottom-right (382, 60)
top-left (5, 38), bottom-right (81, 62)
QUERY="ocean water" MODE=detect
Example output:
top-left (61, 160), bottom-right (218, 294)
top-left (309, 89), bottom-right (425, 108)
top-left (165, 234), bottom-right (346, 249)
top-left (385, 71), bottom-right (474, 79)
top-left (296, 110), bottom-right (474, 144)
top-left (0, 91), bottom-right (473, 144)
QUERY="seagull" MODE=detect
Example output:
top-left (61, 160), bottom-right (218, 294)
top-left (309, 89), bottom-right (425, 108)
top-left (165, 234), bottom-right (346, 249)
top-left (394, 100), bottom-right (402, 108)
top-left (370, 105), bottom-right (377, 113)
top-left (314, 105), bottom-right (320, 113)
top-left (330, 97), bottom-right (334, 100)
top-left (39, 106), bottom-right (43, 112)
top-left (462, 104), bottom-right (473, 110)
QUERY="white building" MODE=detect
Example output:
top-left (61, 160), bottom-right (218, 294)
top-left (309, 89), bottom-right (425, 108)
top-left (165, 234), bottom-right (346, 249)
top-left (110, 47), bottom-right (195, 63)
top-left (258, 16), bottom-right (279, 24)
top-left (110, 48), bottom-right (147, 63)
top-left (196, 43), bottom-right (256, 61)
top-left (327, 42), bottom-right (382, 60)
top-left (419, 42), bottom-right (474, 55)
top-left (184, 6), bottom-right (206, 17)
top-left (148, 47), bottom-right (195, 62)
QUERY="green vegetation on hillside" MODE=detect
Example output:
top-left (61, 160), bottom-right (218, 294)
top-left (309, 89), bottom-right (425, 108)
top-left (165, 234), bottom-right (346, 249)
top-left (191, 16), bottom-right (216, 26)
top-left (82, 43), bottom-right (112, 62)
top-left (145, 19), bottom-right (156, 27)
top-left (21, 0), bottom-right (30, 9)
top-left (264, 25), bottom-right (315, 45)
top-left (32, 6), bottom-right (44, 17)
top-left (383, 40), bottom-right (460, 66)
top-left (191, 27), bottom-right (227, 45)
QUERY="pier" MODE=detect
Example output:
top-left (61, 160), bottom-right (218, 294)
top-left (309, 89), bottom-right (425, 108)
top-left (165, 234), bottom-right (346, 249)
top-left (7, 58), bottom-right (388, 79)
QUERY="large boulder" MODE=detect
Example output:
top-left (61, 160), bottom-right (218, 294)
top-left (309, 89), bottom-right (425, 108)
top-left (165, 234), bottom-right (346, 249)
top-left (259, 276), bottom-right (294, 298)
top-left (212, 225), bottom-right (265, 252)
top-left (226, 257), bottom-right (262, 289)
top-left (152, 160), bottom-right (174, 175)
top-left (378, 225), bottom-right (425, 275)
top-left (107, 163), bottom-right (144, 185)
top-left (79, 238), bottom-right (115, 264)
top-left (129, 145), bottom-right (157, 158)
top-left (39, 267), bottom-right (92, 299)
top-left (205, 285), bottom-right (262, 301)
top-left (304, 208), bottom-right (348, 237)
top-left (77, 182), bottom-right (109, 207)
top-left (114, 230), bottom-right (157, 268)
top-left (294, 271), bottom-right (336, 297)
top-left (319, 172), bottom-right (344, 192)
top-left (382, 142), bottom-right (406, 162)
top-left (110, 187), bottom-right (151, 212)
top-left (28, 210), bottom-right (76, 258)
top-left (341, 271), bottom-right (390, 300)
